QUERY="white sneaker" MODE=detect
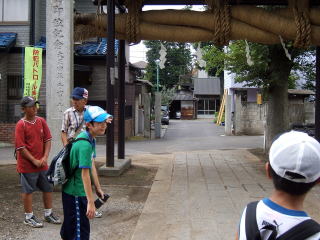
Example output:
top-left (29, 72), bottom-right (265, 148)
top-left (24, 215), bottom-right (43, 228)
top-left (44, 212), bottom-right (61, 224)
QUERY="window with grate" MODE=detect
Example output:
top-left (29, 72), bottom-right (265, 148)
top-left (7, 75), bottom-right (23, 99)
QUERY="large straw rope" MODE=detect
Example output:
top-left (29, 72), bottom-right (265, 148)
top-left (125, 0), bottom-right (143, 44)
top-left (74, 6), bottom-right (320, 46)
top-left (288, 0), bottom-right (311, 48)
top-left (205, 0), bottom-right (231, 46)
top-left (95, 0), bottom-right (107, 39)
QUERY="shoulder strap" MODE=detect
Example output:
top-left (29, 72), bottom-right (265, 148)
top-left (277, 219), bottom-right (320, 240)
top-left (72, 137), bottom-right (91, 144)
top-left (74, 118), bottom-right (85, 136)
top-left (68, 137), bottom-right (92, 178)
top-left (245, 201), bottom-right (262, 240)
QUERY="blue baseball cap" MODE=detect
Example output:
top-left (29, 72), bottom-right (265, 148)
top-left (72, 87), bottom-right (88, 100)
top-left (84, 106), bottom-right (112, 123)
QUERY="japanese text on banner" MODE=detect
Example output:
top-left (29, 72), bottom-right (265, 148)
top-left (23, 47), bottom-right (42, 100)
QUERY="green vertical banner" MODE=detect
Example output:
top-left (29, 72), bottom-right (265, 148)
top-left (23, 47), bottom-right (43, 100)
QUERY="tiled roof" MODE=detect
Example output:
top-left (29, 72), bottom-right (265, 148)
top-left (0, 32), bottom-right (17, 48)
top-left (193, 77), bottom-right (220, 95)
top-left (35, 37), bottom-right (119, 56)
top-left (173, 93), bottom-right (194, 101)
top-left (75, 38), bottom-right (119, 56)
top-left (173, 90), bottom-right (194, 101)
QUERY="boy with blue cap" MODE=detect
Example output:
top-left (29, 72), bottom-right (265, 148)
top-left (60, 106), bottom-right (112, 240)
top-left (61, 87), bottom-right (111, 218)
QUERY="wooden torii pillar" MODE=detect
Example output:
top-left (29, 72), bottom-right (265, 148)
top-left (106, 0), bottom-right (115, 166)
top-left (106, 0), bottom-right (126, 167)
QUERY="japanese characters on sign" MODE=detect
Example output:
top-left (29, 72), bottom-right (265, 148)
top-left (51, 0), bottom-right (66, 114)
top-left (23, 47), bottom-right (43, 100)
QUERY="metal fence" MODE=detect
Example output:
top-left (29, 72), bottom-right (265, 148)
top-left (0, 103), bottom-right (46, 123)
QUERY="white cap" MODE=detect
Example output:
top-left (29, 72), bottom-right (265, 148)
top-left (269, 131), bottom-right (320, 183)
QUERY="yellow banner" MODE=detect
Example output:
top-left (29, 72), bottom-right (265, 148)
top-left (23, 47), bottom-right (42, 100)
top-left (257, 93), bottom-right (262, 105)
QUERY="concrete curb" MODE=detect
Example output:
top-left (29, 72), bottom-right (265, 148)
top-left (98, 158), bottom-right (132, 177)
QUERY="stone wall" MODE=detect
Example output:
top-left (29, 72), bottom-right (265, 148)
top-left (234, 95), bottom-right (265, 135)
top-left (233, 96), bottom-right (315, 135)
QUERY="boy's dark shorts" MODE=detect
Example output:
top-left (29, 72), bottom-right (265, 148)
top-left (20, 171), bottom-right (53, 193)
top-left (60, 192), bottom-right (90, 240)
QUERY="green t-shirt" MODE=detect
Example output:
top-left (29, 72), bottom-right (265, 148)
top-left (62, 131), bottom-right (96, 197)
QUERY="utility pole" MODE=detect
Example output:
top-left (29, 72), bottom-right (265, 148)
top-left (155, 59), bottom-right (160, 91)
top-left (155, 59), bottom-right (161, 138)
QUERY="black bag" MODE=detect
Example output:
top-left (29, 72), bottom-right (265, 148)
top-left (47, 138), bottom-right (90, 186)
top-left (245, 201), bottom-right (320, 240)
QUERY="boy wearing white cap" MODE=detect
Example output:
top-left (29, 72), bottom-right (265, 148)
top-left (60, 106), bottom-right (112, 240)
top-left (237, 131), bottom-right (320, 240)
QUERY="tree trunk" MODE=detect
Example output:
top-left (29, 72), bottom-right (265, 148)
top-left (265, 44), bottom-right (292, 151)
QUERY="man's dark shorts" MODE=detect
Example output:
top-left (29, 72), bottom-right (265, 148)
top-left (20, 171), bottom-right (53, 193)
top-left (60, 192), bottom-right (90, 240)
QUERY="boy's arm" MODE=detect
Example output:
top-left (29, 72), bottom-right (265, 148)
top-left (19, 148), bottom-right (42, 168)
top-left (61, 111), bottom-right (69, 146)
top-left (61, 132), bottom-right (68, 147)
top-left (40, 140), bottom-right (51, 166)
top-left (91, 159), bottom-right (104, 198)
top-left (82, 168), bottom-right (96, 219)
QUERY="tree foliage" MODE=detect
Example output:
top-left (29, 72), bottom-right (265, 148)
top-left (201, 40), bottom-right (314, 92)
top-left (161, 86), bottom-right (176, 106)
top-left (296, 49), bottom-right (316, 91)
top-left (144, 40), bottom-right (192, 89)
top-left (200, 40), bottom-right (315, 150)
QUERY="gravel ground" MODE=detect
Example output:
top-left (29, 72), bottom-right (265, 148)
top-left (0, 154), bottom-right (162, 240)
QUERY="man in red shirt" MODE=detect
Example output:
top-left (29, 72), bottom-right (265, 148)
top-left (15, 96), bottom-right (61, 228)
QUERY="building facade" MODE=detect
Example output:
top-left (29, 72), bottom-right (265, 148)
top-left (0, 0), bottom-right (146, 143)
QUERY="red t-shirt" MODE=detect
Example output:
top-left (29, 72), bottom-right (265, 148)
top-left (15, 116), bottom-right (52, 173)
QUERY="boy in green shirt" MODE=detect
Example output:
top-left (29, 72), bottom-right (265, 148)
top-left (60, 106), bottom-right (112, 240)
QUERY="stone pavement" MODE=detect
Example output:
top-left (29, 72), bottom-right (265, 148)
top-left (3, 149), bottom-right (320, 239)
top-left (130, 149), bottom-right (320, 240)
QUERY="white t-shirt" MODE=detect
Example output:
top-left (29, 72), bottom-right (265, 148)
top-left (238, 198), bottom-right (320, 240)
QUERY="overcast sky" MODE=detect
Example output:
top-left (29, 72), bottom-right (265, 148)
top-left (129, 5), bottom-right (205, 63)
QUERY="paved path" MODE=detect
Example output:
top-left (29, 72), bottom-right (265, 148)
top-left (4, 149), bottom-right (320, 240)
top-left (131, 149), bottom-right (320, 240)
top-left (3, 120), bottom-right (320, 239)
top-left (0, 120), bottom-right (264, 165)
